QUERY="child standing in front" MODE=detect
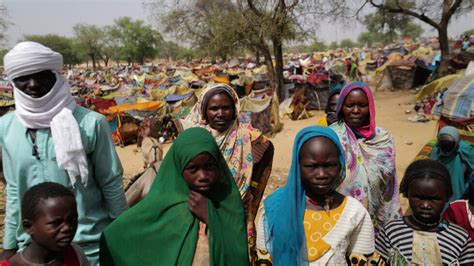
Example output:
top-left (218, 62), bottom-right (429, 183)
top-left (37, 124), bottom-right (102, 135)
top-left (375, 159), bottom-right (474, 265)
top-left (0, 182), bottom-right (89, 265)
top-left (256, 126), bottom-right (375, 265)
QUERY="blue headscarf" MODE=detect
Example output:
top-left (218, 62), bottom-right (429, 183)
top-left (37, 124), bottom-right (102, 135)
top-left (431, 126), bottom-right (474, 201)
top-left (263, 126), bottom-right (346, 266)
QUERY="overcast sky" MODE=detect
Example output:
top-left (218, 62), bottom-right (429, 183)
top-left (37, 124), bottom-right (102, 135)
top-left (3, 0), bottom-right (474, 48)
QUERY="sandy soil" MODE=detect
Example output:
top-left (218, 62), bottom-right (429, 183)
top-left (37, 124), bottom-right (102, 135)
top-left (115, 90), bottom-right (437, 209)
top-left (0, 90), bottom-right (437, 247)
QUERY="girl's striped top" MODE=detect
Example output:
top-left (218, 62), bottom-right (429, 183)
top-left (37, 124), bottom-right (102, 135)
top-left (375, 218), bottom-right (474, 265)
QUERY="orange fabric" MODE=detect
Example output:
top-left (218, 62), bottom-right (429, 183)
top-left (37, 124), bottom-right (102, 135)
top-left (105, 101), bottom-right (163, 114)
top-left (303, 198), bottom-right (347, 261)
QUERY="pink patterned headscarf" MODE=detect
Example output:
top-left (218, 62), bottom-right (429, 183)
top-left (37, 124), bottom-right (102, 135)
top-left (336, 82), bottom-right (376, 139)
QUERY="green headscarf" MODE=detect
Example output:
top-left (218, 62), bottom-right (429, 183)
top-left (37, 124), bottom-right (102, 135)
top-left (100, 127), bottom-right (249, 266)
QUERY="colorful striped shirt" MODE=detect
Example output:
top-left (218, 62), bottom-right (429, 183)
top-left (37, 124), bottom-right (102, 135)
top-left (375, 218), bottom-right (474, 265)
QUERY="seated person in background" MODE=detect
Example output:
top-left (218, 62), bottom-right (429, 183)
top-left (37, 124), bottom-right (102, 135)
top-left (430, 126), bottom-right (473, 202)
top-left (375, 159), bottom-right (474, 265)
top-left (257, 126), bottom-right (374, 265)
top-left (1, 182), bottom-right (89, 266)
top-left (100, 128), bottom-right (249, 266)
top-left (187, 83), bottom-right (274, 261)
top-left (317, 89), bottom-right (341, 126)
top-left (444, 173), bottom-right (474, 241)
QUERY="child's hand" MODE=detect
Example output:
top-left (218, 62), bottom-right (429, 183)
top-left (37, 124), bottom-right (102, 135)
top-left (188, 191), bottom-right (208, 224)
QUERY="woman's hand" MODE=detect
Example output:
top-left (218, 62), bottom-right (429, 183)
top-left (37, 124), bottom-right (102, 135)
top-left (188, 191), bottom-right (208, 224)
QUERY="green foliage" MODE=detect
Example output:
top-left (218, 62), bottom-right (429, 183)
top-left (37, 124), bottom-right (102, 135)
top-left (112, 17), bottom-right (163, 65)
top-left (308, 39), bottom-right (327, 52)
top-left (0, 4), bottom-right (10, 44)
top-left (339, 38), bottom-right (357, 49)
top-left (360, 0), bottom-right (423, 45)
top-left (23, 34), bottom-right (83, 66)
top-left (400, 22), bottom-right (423, 39)
top-left (463, 28), bottom-right (474, 36)
top-left (329, 41), bottom-right (339, 50)
top-left (285, 38), bottom-right (327, 54)
top-left (159, 1), bottom-right (242, 61)
top-left (0, 48), bottom-right (8, 65)
top-left (73, 24), bottom-right (104, 68)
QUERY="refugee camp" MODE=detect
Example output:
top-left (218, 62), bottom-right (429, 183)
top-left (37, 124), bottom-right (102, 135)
top-left (0, 0), bottom-right (472, 265)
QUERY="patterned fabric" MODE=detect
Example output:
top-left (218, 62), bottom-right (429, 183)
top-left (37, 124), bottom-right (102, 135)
top-left (262, 126), bottom-right (347, 266)
top-left (335, 82), bottom-right (376, 139)
top-left (303, 197), bottom-right (347, 261)
top-left (330, 121), bottom-right (402, 232)
top-left (257, 196), bottom-right (375, 265)
top-left (375, 218), bottom-right (474, 265)
top-left (193, 83), bottom-right (258, 196)
top-left (441, 75), bottom-right (474, 119)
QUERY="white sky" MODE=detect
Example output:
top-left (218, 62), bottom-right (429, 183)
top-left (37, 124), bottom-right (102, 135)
top-left (3, 0), bottom-right (474, 48)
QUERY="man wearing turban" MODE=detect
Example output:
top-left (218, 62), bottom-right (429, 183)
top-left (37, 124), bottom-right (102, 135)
top-left (0, 42), bottom-right (128, 265)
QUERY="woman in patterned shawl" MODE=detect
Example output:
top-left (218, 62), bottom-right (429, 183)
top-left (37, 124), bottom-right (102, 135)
top-left (188, 83), bottom-right (274, 262)
top-left (330, 82), bottom-right (402, 232)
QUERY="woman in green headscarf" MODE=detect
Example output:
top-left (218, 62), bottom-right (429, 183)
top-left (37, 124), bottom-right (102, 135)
top-left (100, 127), bottom-right (249, 266)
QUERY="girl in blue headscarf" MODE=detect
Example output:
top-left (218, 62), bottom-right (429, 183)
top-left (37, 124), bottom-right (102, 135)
top-left (255, 126), bottom-right (375, 265)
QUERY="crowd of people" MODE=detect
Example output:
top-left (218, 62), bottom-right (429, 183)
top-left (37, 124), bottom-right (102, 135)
top-left (0, 42), bottom-right (472, 266)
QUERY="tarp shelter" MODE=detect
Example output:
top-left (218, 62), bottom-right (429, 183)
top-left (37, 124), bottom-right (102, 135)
top-left (416, 72), bottom-right (464, 100)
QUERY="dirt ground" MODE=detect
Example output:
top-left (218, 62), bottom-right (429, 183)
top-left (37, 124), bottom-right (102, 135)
top-left (114, 90), bottom-right (437, 210)
top-left (0, 90), bottom-right (436, 247)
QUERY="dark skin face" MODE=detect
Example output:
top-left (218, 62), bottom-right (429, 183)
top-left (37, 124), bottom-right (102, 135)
top-left (438, 135), bottom-right (456, 154)
top-left (11, 196), bottom-right (78, 265)
top-left (342, 89), bottom-right (370, 128)
top-left (326, 93), bottom-right (340, 125)
top-left (300, 137), bottom-right (344, 210)
top-left (327, 93), bottom-right (340, 114)
top-left (205, 93), bottom-right (235, 133)
top-left (406, 178), bottom-right (447, 231)
top-left (183, 152), bottom-right (219, 224)
top-left (12, 70), bottom-right (56, 98)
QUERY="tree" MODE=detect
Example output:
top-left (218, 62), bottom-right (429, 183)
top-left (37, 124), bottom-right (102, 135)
top-left (329, 41), bottom-right (339, 50)
top-left (0, 48), bottom-right (8, 65)
top-left (463, 28), bottom-right (474, 36)
top-left (357, 31), bottom-right (380, 47)
top-left (400, 22), bottom-right (423, 39)
top-left (23, 34), bottom-right (82, 67)
top-left (0, 4), bottom-right (10, 45)
top-left (339, 38), bottom-right (357, 49)
top-left (367, 0), bottom-right (474, 76)
top-left (317, 0), bottom-right (473, 76)
top-left (237, 0), bottom-right (309, 100)
top-left (308, 38), bottom-right (327, 52)
top-left (111, 17), bottom-right (163, 65)
top-left (100, 26), bottom-right (121, 67)
top-left (73, 24), bottom-right (104, 69)
top-left (360, 3), bottom-right (424, 45)
top-left (153, 0), bottom-right (312, 100)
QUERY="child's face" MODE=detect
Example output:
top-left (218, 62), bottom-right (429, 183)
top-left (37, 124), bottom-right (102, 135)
top-left (300, 137), bottom-right (341, 197)
top-left (24, 196), bottom-right (78, 252)
top-left (408, 178), bottom-right (447, 224)
top-left (183, 152), bottom-right (219, 194)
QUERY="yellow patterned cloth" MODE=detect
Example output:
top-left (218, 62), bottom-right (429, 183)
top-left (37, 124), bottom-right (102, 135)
top-left (303, 198), bottom-right (348, 261)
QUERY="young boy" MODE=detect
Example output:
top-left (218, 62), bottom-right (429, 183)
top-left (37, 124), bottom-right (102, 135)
top-left (0, 182), bottom-right (89, 266)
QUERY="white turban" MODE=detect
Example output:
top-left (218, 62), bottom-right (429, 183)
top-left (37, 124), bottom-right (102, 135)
top-left (3, 41), bottom-right (89, 187)
top-left (4, 41), bottom-right (63, 81)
